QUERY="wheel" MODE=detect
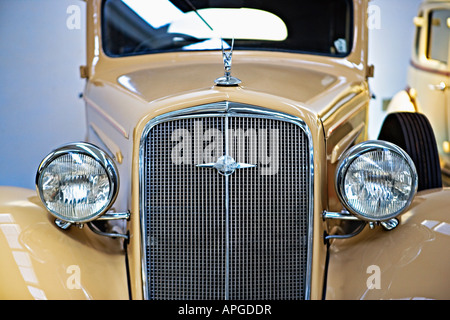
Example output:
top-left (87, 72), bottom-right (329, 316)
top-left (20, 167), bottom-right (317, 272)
top-left (378, 112), bottom-right (442, 191)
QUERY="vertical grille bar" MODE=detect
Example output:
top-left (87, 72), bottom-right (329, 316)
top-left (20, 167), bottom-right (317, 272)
top-left (143, 111), bottom-right (311, 300)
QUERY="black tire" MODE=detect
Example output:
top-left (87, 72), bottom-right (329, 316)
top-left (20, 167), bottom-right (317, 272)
top-left (378, 112), bottom-right (442, 191)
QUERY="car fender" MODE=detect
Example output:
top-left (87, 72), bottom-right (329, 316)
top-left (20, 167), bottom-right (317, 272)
top-left (0, 186), bottom-right (128, 299)
top-left (385, 89), bottom-right (417, 114)
top-left (326, 187), bottom-right (450, 300)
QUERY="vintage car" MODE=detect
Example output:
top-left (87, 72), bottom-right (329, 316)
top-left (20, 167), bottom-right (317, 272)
top-left (1, 0), bottom-right (449, 301)
top-left (387, 0), bottom-right (450, 177)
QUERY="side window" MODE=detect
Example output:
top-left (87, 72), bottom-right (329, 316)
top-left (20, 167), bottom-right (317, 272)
top-left (414, 12), bottom-right (423, 58)
top-left (427, 9), bottom-right (450, 64)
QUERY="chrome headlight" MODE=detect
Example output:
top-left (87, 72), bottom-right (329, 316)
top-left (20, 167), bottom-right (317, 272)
top-left (36, 143), bottom-right (119, 223)
top-left (335, 141), bottom-right (418, 222)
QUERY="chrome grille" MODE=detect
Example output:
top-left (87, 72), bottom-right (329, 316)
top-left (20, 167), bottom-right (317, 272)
top-left (142, 109), bottom-right (312, 300)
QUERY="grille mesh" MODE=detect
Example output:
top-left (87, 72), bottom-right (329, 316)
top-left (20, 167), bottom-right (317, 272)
top-left (143, 115), bottom-right (310, 300)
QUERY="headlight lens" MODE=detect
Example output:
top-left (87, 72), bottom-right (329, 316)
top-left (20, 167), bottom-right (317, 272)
top-left (36, 143), bottom-right (119, 223)
top-left (335, 141), bottom-right (418, 222)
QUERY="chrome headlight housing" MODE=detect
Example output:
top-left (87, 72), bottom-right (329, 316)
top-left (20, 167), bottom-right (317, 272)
top-left (335, 141), bottom-right (418, 222)
top-left (36, 142), bottom-right (119, 223)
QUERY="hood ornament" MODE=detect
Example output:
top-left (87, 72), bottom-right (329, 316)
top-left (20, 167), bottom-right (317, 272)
top-left (197, 155), bottom-right (256, 176)
top-left (214, 39), bottom-right (242, 87)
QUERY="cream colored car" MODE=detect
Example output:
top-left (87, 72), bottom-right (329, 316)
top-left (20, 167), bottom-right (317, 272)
top-left (1, 0), bottom-right (449, 301)
top-left (387, 0), bottom-right (450, 176)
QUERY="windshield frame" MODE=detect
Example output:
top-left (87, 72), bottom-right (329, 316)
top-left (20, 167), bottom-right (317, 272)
top-left (100, 0), bottom-right (355, 59)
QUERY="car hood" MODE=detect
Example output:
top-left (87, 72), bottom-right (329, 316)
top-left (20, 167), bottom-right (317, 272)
top-left (85, 53), bottom-right (367, 143)
top-left (110, 53), bottom-right (364, 114)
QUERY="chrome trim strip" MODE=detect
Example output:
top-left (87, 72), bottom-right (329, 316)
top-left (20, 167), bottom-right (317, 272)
top-left (139, 101), bottom-right (314, 300)
top-left (323, 210), bottom-right (359, 221)
top-left (97, 211), bottom-right (130, 221)
top-left (224, 115), bottom-right (230, 300)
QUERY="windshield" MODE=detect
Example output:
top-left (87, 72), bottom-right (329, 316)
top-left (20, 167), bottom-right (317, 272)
top-left (102, 0), bottom-right (353, 57)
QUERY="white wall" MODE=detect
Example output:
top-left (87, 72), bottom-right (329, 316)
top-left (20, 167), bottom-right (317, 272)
top-left (0, 0), bottom-right (422, 189)
top-left (0, 0), bottom-right (86, 189)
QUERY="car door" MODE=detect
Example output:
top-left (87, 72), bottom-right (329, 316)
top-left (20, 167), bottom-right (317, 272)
top-left (427, 9), bottom-right (450, 163)
top-left (409, 7), bottom-right (450, 167)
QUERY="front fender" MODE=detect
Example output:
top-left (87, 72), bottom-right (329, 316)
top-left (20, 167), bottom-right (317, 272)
top-left (385, 89), bottom-right (417, 114)
top-left (326, 188), bottom-right (450, 300)
top-left (0, 187), bottom-right (128, 299)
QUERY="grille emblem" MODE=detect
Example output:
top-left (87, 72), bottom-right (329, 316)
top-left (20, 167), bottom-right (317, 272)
top-left (197, 155), bottom-right (256, 176)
